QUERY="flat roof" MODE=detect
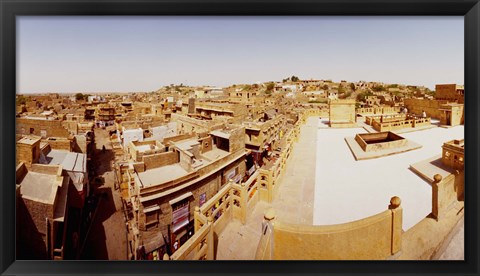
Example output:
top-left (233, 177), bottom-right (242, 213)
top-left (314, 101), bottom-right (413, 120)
top-left (18, 136), bottom-right (41, 145)
top-left (136, 164), bottom-right (188, 187)
top-left (46, 149), bottom-right (87, 173)
top-left (309, 117), bottom-right (464, 231)
top-left (201, 147), bottom-right (230, 161)
top-left (19, 172), bottom-right (60, 204)
top-left (175, 139), bottom-right (200, 151)
top-left (136, 144), bottom-right (160, 153)
top-left (210, 130), bottom-right (231, 139)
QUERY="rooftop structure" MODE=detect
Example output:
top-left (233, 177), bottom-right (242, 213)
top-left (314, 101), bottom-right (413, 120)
top-left (346, 131), bottom-right (422, 160)
top-left (194, 100), bottom-right (247, 123)
top-left (435, 84), bottom-right (464, 102)
top-left (442, 139), bottom-right (464, 170)
top-left (329, 99), bottom-right (356, 128)
top-left (16, 162), bottom-right (70, 260)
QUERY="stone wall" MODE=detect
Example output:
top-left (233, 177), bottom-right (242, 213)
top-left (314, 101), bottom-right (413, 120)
top-left (435, 84), bottom-right (463, 101)
top-left (432, 172), bottom-right (464, 221)
top-left (46, 138), bottom-right (72, 151)
top-left (171, 113), bottom-right (215, 134)
top-left (61, 120), bottom-right (78, 135)
top-left (16, 162), bottom-right (28, 182)
top-left (17, 118), bottom-right (71, 138)
top-left (31, 163), bottom-right (62, 175)
top-left (129, 140), bottom-right (165, 162)
top-left (163, 133), bottom-right (197, 145)
top-left (143, 151), bottom-right (179, 170)
top-left (16, 196), bottom-right (49, 259)
top-left (227, 126), bottom-right (246, 154)
top-left (404, 99), bottom-right (449, 119)
top-left (73, 135), bottom-right (88, 154)
top-left (269, 198), bottom-right (402, 260)
top-left (199, 136), bottom-right (213, 153)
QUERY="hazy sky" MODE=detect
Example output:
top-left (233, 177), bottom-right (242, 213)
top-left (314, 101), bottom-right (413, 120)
top-left (17, 16), bottom-right (463, 93)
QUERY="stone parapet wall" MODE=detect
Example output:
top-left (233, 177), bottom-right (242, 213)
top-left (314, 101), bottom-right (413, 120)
top-left (256, 197), bottom-right (403, 260)
top-left (143, 151), bottom-right (178, 170)
top-left (17, 118), bottom-right (71, 138)
top-left (404, 99), bottom-right (449, 119)
top-left (432, 172), bottom-right (464, 221)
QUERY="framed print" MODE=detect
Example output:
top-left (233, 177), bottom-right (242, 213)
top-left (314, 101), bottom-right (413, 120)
top-left (1, 0), bottom-right (479, 275)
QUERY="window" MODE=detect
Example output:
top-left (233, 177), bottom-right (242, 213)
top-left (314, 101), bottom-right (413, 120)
top-left (146, 212), bottom-right (158, 225)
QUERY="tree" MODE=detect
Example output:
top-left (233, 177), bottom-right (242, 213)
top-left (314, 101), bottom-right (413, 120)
top-left (16, 95), bottom-right (27, 105)
top-left (75, 93), bottom-right (85, 101)
top-left (356, 91), bottom-right (373, 102)
top-left (372, 85), bottom-right (385, 92)
top-left (350, 83), bottom-right (356, 91)
top-left (242, 84), bottom-right (252, 91)
top-left (266, 82), bottom-right (275, 92)
top-left (339, 91), bottom-right (352, 99)
top-left (291, 75), bottom-right (300, 82)
top-left (322, 84), bottom-right (329, 90)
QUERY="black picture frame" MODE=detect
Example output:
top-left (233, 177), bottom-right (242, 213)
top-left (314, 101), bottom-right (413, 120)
top-left (1, 0), bottom-right (479, 275)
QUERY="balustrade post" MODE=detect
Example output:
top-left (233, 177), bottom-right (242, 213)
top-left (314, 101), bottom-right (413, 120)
top-left (432, 174), bottom-right (442, 221)
top-left (194, 206), bottom-right (201, 232)
top-left (206, 216), bottom-right (215, 260)
top-left (240, 181), bottom-right (247, 224)
top-left (388, 196), bottom-right (402, 256)
top-left (267, 170), bottom-right (274, 203)
top-left (261, 208), bottom-right (276, 260)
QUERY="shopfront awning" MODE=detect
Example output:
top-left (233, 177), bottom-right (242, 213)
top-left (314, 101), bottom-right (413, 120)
top-left (143, 233), bottom-right (165, 253)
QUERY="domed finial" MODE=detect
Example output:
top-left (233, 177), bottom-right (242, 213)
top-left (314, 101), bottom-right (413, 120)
top-left (433, 174), bottom-right (442, 182)
top-left (264, 208), bottom-right (276, 221)
top-left (389, 196), bottom-right (401, 209)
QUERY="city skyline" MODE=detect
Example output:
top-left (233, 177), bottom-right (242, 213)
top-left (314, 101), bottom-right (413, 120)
top-left (17, 16), bottom-right (464, 93)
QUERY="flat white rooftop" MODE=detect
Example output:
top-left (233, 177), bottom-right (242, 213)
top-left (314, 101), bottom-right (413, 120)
top-left (313, 117), bottom-right (464, 231)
